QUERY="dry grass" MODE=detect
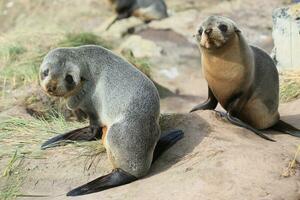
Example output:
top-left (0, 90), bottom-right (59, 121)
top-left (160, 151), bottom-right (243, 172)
top-left (279, 71), bottom-right (300, 102)
top-left (282, 145), bottom-right (300, 177)
top-left (0, 112), bottom-right (105, 199)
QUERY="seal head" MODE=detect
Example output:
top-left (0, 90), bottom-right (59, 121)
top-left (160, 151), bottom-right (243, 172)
top-left (39, 48), bottom-right (84, 98)
top-left (196, 15), bottom-right (240, 50)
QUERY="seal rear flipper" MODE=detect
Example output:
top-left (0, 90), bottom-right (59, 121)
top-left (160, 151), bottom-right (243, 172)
top-left (152, 129), bottom-right (184, 163)
top-left (41, 126), bottom-right (102, 150)
top-left (226, 113), bottom-right (276, 142)
top-left (270, 120), bottom-right (300, 137)
top-left (105, 11), bottom-right (132, 31)
top-left (105, 16), bottom-right (119, 31)
top-left (66, 168), bottom-right (137, 196)
top-left (190, 87), bottom-right (218, 112)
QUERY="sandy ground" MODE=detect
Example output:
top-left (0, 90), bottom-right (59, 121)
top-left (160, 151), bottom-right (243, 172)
top-left (1, 0), bottom-right (300, 199)
top-left (15, 110), bottom-right (300, 200)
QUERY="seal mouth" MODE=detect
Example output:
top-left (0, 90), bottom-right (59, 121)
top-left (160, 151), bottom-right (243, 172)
top-left (41, 79), bottom-right (84, 98)
top-left (41, 87), bottom-right (66, 97)
top-left (200, 35), bottom-right (224, 49)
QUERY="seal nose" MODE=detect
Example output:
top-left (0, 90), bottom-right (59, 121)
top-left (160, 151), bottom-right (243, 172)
top-left (204, 28), bottom-right (213, 35)
top-left (46, 82), bottom-right (57, 93)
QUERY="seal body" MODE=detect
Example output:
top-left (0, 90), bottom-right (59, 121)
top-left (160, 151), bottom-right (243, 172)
top-left (133, 0), bottom-right (168, 21)
top-left (189, 16), bottom-right (300, 141)
top-left (201, 31), bottom-right (279, 129)
top-left (40, 45), bottom-right (160, 177)
top-left (105, 0), bottom-right (168, 30)
top-left (40, 45), bottom-right (184, 196)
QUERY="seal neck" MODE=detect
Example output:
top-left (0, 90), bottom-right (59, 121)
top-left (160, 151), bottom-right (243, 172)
top-left (66, 80), bottom-right (92, 110)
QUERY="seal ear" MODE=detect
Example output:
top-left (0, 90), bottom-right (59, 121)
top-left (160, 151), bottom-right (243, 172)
top-left (234, 26), bottom-right (241, 33)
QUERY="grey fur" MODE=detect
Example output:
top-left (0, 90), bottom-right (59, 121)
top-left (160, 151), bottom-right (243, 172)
top-left (107, 0), bottom-right (168, 22)
top-left (40, 45), bottom-right (160, 177)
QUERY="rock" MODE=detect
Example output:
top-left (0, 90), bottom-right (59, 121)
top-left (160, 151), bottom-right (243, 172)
top-left (272, 4), bottom-right (300, 69)
top-left (149, 9), bottom-right (199, 43)
top-left (119, 35), bottom-right (163, 58)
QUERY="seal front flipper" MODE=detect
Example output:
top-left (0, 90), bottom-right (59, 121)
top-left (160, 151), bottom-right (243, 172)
top-left (152, 129), bottom-right (184, 163)
top-left (226, 112), bottom-right (275, 142)
top-left (66, 168), bottom-right (137, 196)
top-left (41, 126), bottom-right (102, 150)
top-left (270, 120), bottom-right (300, 137)
top-left (190, 87), bottom-right (218, 112)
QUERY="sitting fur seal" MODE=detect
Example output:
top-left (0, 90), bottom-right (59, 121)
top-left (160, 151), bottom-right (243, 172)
top-left (39, 45), bottom-right (183, 196)
top-left (105, 0), bottom-right (168, 30)
top-left (190, 15), bottom-right (300, 141)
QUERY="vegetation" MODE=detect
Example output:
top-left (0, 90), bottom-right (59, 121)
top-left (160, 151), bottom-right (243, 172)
top-left (279, 71), bottom-right (300, 102)
top-left (58, 32), bottom-right (113, 49)
top-left (121, 49), bottom-right (151, 77)
top-left (0, 32), bottom-right (112, 96)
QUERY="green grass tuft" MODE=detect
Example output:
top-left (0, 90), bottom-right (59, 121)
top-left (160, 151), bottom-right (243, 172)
top-left (0, 175), bottom-right (23, 200)
top-left (280, 80), bottom-right (300, 102)
top-left (279, 71), bottom-right (300, 102)
top-left (0, 113), bottom-right (81, 158)
top-left (121, 50), bottom-right (151, 77)
top-left (0, 32), bottom-right (112, 99)
top-left (2, 150), bottom-right (20, 177)
top-left (0, 44), bottom-right (26, 62)
top-left (58, 32), bottom-right (113, 49)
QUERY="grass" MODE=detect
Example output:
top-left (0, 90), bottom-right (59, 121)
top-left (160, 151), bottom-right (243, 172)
top-left (0, 112), bottom-right (81, 158)
top-left (0, 112), bottom-right (105, 199)
top-left (122, 49), bottom-right (151, 77)
top-left (121, 49), bottom-right (173, 97)
top-left (0, 111), bottom-right (107, 160)
top-left (0, 32), bottom-right (112, 89)
top-left (58, 32), bottom-right (113, 49)
top-left (282, 145), bottom-right (300, 177)
top-left (0, 150), bottom-right (24, 200)
top-left (280, 73), bottom-right (300, 103)
top-left (0, 44), bottom-right (26, 62)
top-left (2, 150), bottom-right (20, 177)
top-left (0, 174), bottom-right (23, 200)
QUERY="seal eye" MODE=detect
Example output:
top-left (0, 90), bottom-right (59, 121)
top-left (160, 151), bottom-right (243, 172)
top-left (218, 24), bottom-right (228, 32)
top-left (198, 27), bottom-right (203, 35)
top-left (42, 69), bottom-right (49, 78)
top-left (65, 74), bottom-right (74, 84)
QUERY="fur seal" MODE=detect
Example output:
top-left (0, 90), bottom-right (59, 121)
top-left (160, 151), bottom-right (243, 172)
top-left (105, 0), bottom-right (168, 30)
top-left (190, 15), bottom-right (300, 141)
top-left (39, 45), bottom-right (183, 196)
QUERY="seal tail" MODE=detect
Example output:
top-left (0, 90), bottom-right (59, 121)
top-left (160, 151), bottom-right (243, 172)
top-left (225, 112), bottom-right (276, 142)
top-left (270, 120), bottom-right (300, 137)
top-left (66, 129), bottom-right (184, 196)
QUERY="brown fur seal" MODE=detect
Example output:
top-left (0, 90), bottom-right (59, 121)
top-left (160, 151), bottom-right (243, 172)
top-left (190, 15), bottom-right (300, 141)
top-left (39, 45), bottom-right (183, 196)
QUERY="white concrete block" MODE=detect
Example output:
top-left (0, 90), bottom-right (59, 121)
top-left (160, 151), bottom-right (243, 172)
top-left (272, 3), bottom-right (300, 69)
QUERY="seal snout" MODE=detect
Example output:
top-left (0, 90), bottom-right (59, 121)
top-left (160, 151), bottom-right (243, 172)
top-left (45, 80), bottom-right (58, 93)
top-left (204, 28), bottom-right (213, 35)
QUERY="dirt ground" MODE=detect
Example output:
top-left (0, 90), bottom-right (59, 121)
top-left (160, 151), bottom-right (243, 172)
top-left (1, 0), bottom-right (300, 199)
